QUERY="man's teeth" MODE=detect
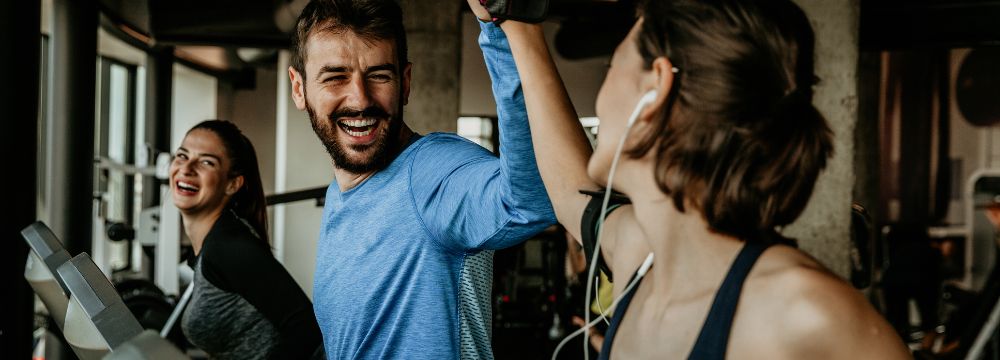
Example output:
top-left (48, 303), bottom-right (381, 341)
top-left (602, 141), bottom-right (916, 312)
top-left (346, 128), bottom-right (374, 137)
top-left (338, 118), bottom-right (377, 137)
top-left (340, 119), bottom-right (377, 127)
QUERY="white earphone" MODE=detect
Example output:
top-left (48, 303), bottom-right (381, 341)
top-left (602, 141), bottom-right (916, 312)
top-left (551, 88), bottom-right (662, 360)
top-left (627, 89), bottom-right (660, 128)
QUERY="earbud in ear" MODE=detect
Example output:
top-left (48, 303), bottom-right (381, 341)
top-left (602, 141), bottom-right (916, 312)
top-left (626, 89), bottom-right (659, 127)
top-left (640, 89), bottom-right (659, 105)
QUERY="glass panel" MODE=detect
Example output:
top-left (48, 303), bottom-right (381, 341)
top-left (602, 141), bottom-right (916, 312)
top-left (107, 64), bottom-right (129, 222)
top-left (107, 63), bottom-right (132, 270)
top-left (457, 116), bottom-right (492, 150)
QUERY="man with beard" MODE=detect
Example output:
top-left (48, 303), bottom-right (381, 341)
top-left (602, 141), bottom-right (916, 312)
top-left (286, 0), bottom-right (554, 358)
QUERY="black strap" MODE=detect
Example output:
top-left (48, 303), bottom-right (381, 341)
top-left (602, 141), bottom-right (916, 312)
top-left (481, 0), bottom-right (550, 23)
top-left (579, 189), bottom-right (631, 282)
top-left (688, 242), bottom-right (770, 360)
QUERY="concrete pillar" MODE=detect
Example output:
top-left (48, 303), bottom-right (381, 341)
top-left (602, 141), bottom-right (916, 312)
top-left (218, 66), bottom-right (279, 194)
top-left (48, 0), bottom-right (98, 255)
top-left (783, 0), bottom-right (860, 279)
top-left (399, 0), bottom-right (462, 133)
top-left (0, 0), bottom-right (41, 357)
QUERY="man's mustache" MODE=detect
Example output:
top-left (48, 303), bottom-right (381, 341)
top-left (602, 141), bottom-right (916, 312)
top-left (328, 106), bottom-right (391, 122)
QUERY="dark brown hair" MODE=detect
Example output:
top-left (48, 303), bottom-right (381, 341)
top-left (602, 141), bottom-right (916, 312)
top-left (630, 0), bottom-right (833, 244)
top-left (190, 120), bottom-right (270, 247)
top-left (290, 0), bottom-right (408, 78)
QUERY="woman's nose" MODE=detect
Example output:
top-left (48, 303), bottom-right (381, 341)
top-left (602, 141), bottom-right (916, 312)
top-left (180, 160), bottom-right (196, 174)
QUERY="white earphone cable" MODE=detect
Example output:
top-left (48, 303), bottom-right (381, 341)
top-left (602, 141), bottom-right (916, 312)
top-left (579, 90), bottom-right (658, 360)
top-left (552, 253), bottom-right (653, 360)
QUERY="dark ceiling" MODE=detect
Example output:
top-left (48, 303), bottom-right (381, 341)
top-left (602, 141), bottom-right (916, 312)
top-left (95, 0), bottom-right (1000, 74)
top-left (96, 0), bottom-right (639, 76)
top-left (861, 0), bottom-right (1000, 50)
top-left (97, 0), bottom-right (639, 49)
top-left (99, 0), bottom-right (290, 48)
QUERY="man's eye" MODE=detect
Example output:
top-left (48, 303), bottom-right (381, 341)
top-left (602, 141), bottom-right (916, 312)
top-left (323, 75), bottom-right (348, 83)
top-left (369, 73), bottom-right (392, 82)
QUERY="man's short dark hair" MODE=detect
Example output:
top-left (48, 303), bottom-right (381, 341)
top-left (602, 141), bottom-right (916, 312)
top-left (290, 0), bottom-right (408, 77)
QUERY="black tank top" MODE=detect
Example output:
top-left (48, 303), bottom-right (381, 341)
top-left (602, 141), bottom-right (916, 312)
top-left (598, 242), bottom-right (770, 360)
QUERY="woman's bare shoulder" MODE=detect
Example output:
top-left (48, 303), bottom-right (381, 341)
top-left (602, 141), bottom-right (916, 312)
top-left (743, 245), bottom-right (912, 359)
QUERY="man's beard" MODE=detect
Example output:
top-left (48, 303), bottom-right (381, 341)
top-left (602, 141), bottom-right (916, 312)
top-left (306, 101), bottom-right (403, 174)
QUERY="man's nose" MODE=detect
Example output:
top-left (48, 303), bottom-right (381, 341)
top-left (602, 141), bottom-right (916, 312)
top-left (344, 75), bottom-right (373, 110)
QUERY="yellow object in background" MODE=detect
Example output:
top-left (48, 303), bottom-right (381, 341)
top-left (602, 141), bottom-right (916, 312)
top-left (590, 271), bottom-right (615, 317)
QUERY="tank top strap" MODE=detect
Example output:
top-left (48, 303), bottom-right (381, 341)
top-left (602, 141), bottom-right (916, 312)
top-left (688, 241), bottom-right (770, 360)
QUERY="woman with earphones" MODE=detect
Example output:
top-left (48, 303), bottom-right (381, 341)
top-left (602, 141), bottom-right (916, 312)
top-left (469, 0), bottom-right (910, 358)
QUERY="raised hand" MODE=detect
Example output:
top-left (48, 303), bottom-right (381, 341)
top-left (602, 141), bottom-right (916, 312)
top-left (466, 0), bottom-right (492, 22)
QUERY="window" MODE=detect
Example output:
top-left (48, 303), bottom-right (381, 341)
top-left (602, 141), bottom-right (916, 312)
top-left (96, 56), bottom-right (139, 270)
top-left (457, 116), bottom-right (496, 152)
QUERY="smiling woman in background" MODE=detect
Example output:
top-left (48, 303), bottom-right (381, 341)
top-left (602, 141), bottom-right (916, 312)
top-left (171, 120), bottom-right (323, 359)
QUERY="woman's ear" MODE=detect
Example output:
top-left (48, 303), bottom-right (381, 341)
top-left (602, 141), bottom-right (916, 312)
top-left (226, 175), bottom-right (245, 196)
top-left (636, 56), bottom-right (678, 124)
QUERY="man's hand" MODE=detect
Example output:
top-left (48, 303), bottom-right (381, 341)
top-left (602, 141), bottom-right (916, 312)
top-left (571, 316), bottom-right (604, 353)
top-left (987, 204), bottom-right (1000, 229)
top-left (467, 0), bottom-right (492, 22)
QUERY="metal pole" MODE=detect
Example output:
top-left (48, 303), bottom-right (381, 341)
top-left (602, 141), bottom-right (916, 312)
top-left (160, 283), bottom-right (194, 338)
top-left (142, 47), bottom-right (174, 287)
top-left (967, 294), bottom-right (1000, 360)
top-left (142, 48), bottom-right (174, 210)
top-left (0, 0), bottom-right (41, 357)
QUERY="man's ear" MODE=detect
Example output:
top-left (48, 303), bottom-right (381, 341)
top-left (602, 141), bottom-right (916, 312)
top-left (226, 175), bottom-right (245, 196)
top-left (636, 57), bottom-right (678, 124)
top-left (401, 62), bottom-right (412, 106)
top-left (289, 66), bottom-right (307, 110)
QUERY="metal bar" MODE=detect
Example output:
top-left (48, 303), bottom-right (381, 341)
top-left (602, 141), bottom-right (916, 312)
top-left (265, 186), bottom-right (328, 206)
top-left (160, 283), bottom-right (194, 338)
top-left (142, 48), bottom-right (174, 210)
top-left (124, 63), bottom-right (137, 225)
top-left (968, 291), bottom-right (1000, 360)
top-left (96, 157), bottom-right (159, 177)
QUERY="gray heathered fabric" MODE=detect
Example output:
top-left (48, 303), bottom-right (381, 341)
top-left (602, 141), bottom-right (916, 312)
top-left (459, 250), bottom-right (495, 360)
top-left (182, 256), bottom-right (280, 359)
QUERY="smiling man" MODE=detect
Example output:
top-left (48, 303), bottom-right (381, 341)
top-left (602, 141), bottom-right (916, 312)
top-left (286, 0), bottom-right (555, 359)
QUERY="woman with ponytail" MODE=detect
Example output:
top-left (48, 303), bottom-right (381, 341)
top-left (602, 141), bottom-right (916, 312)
top-left (170, 120), bottom-right (323, 359)
top-left (469, 0), bottom-right (910, 357)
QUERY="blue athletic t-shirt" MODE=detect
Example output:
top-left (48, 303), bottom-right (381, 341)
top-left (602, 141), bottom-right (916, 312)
top-left (312, 22), bottom-right (556, 360)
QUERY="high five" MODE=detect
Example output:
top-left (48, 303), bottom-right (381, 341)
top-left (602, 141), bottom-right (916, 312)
top-left (468, 0), bottom-right (911, 358)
